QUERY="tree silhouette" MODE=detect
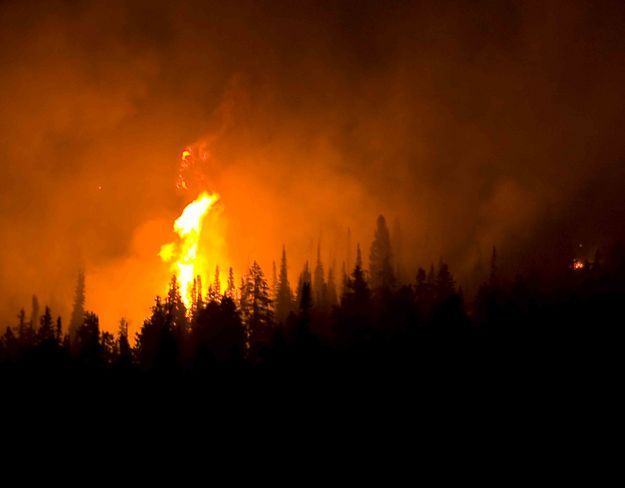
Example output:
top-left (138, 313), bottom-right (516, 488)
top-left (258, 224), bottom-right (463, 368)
top-left (296, 261), bottom-right (311, 309)
top-left (369, 215), bottom-right (395, 292)
top-left (225, 267), bottom-right (236, 300)
top-left (30, 295), bottom-right (40, 332)
top-left (336, 245), bottom-right (372, 348)
top-left (2, 221), bottom-right (624, 384)
top-left (240, 261), bottom-right (273, 359)
top-left (275, 246), bottom-right (293, 324)
top-left (344, 245), bottom-right (370, 307)
top-left (38, 306), bottom-right (55, 343)
top-left (75, 311), bottom-right (102, 369)
top-left (326, 266), bottom-right (338, 308)
top-left (2, 326), bottom-right (18, 364)
top-left (101, 331), bottom-right (116, 367)
top-left (191, 296), bottom-right (244, 367)
top-left (166, 275), bottom-right (188, 334)
top-left (271, 260), bottom-right (278, 302)
top-left (313, 243), bottom-right (327, 311)
top-left (116, 318), bottom-right (132, 370)
top-left (190, 275), bottom-right (203, 319)
top-left (208, 266), bottom-right (221, 303)
top-left (69, 271), bottom-right (85, 342)
top-left (435, 260), bottom-right (456, 301)
top-left (135, 296), bottom-right (177, 372)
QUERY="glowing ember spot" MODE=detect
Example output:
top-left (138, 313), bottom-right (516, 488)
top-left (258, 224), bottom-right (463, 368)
top-left (572, 259), bottom-right (585, 270)
top-left (158, 243), bottom-right (175, 262)
top-left (177, 147), bottom-right (192, 191)
top-left (160, 192), bottom-right (219, 308)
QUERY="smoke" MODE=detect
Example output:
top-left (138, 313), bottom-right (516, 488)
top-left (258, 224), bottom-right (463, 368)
top-left (1, 0), bottom-right (625, 333)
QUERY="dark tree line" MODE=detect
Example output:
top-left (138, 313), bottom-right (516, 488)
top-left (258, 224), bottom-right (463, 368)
top-left (1, 215), bottom-right (623, 380)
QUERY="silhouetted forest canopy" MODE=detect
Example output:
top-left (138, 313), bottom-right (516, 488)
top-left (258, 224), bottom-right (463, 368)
top-left (1, 213), bottom-right (622, 383)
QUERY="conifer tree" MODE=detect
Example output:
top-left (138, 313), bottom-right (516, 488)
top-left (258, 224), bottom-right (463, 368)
top-left (225, 267), bottom-right (236, 300)
top-left (17, 309), bottom-right (26, 335)
top-left (69, 271), bottom-right (85, 342)
top-left (415, 267), bottom-right (428, 303)
top-left (313, 242), bottom-right (326, 310)
top-left (296, 261), bottom-right (312, 307)
top-left (55, 316), bottom-right (62, 342)
top-left (326, 266), bottom-right (338, 308)
top-left (76, 311), bottom-right (102, 367)
top-left (336, 245), bottom-right (372, 346)
top-left (20, 302), bottom-right (36, 350)
top-left (166, 275), bottom-right (188, 335)
top-left (239, 262), bottom-right (273, 357)
top-left (271, 260), bottom-right (278, 302)
top-left (117, 317), bottom-right (132, 368)
top-left (369, 215), bottom-right (395, 291)
top-left (276, 246), bottom-right (293, 324)
top-left (341, 261), bottom-right (348, 298)
top-left (135, 296), bottom-right (177, 371)
top-left (436, 260), bottom-right (456, 300)
top-left (38, 306), bottom-right (55, 343)
top-left (344, 245), bottom-right (370, 306)
top-left (209, 266), bottom-right (221, 303)
top-left (30, 295), bottom-right (40, 332)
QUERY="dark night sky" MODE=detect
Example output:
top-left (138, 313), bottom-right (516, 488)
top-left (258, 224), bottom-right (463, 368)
top-left (1, 0), bottom-right (625, 330)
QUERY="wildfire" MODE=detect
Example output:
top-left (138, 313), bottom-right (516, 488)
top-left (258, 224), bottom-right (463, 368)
top-left (160, 191), bottom-right (220, 309)
top-left (572, 259), bottom-right (585, 271)
top-left (177, 147), bottom-right (192, 190)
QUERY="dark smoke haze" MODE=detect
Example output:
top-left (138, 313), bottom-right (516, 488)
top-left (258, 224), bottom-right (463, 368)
top-left (1, 0), bottom-right (624, 333)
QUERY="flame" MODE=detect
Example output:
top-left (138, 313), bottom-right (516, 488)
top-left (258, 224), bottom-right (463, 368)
top-left (160, 191), bottom-right (220, 308)
top-left (177, 143), bottom-right (213, 192)
top-left (177, 147), bottom-right (192, 190)
top-left (572, 259), bottom-right (585, 270)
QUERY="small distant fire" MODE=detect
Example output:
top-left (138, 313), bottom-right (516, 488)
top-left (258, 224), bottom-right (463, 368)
top-left (572, 259), bottom-right (585, 271)
top-left (176, 147), bottom-right (192, 190)
top-left (176, 142), bottom-right (213, 192)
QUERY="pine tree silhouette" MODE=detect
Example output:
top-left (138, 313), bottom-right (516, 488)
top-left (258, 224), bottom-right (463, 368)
top-left (30, 295), bottom-right (40, 332)
top-left (75, 311), bottom-right (102, 368)
top-left (313, 242), bottom-right (327, 310)
top-left (343, 245), bottom-right (370, 306)
top-left (240, 261), bottom-right (273, 359)
top-left (209, 266), bottom-right (221, 303)
top-left (296, 261), bottom-right (312, 308)
top-left (436, 260), bottom-right (456, 301)
top-left (276, 246), bottom-right (293, 324)
top-left (336, 245), bottom-right (372, 348)
top-left (69, 271), bottom-right (85, 342)
top-left (116, 317), bottom-right (132, 369)
top-left (326, 266), bottom-right (338, 308)
top-left (38, 306), bottom-right (55, 343)
top-left (135, 296), bottom-right (177, 371)
top-left (369, 215), bottom-right (395, 291)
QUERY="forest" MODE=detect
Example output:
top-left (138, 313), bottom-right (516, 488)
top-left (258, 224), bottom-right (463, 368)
top-left (0, 214), bottom-right (621, 389)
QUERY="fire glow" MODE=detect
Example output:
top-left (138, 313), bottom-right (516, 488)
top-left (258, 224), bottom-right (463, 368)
top-left (176, 147), bottom-right (192, 190)
top-left (159, 191), bottom-right (220, 309)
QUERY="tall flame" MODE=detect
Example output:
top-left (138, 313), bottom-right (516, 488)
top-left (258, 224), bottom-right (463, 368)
top-left (159, 191), bottom-right (220, 309)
